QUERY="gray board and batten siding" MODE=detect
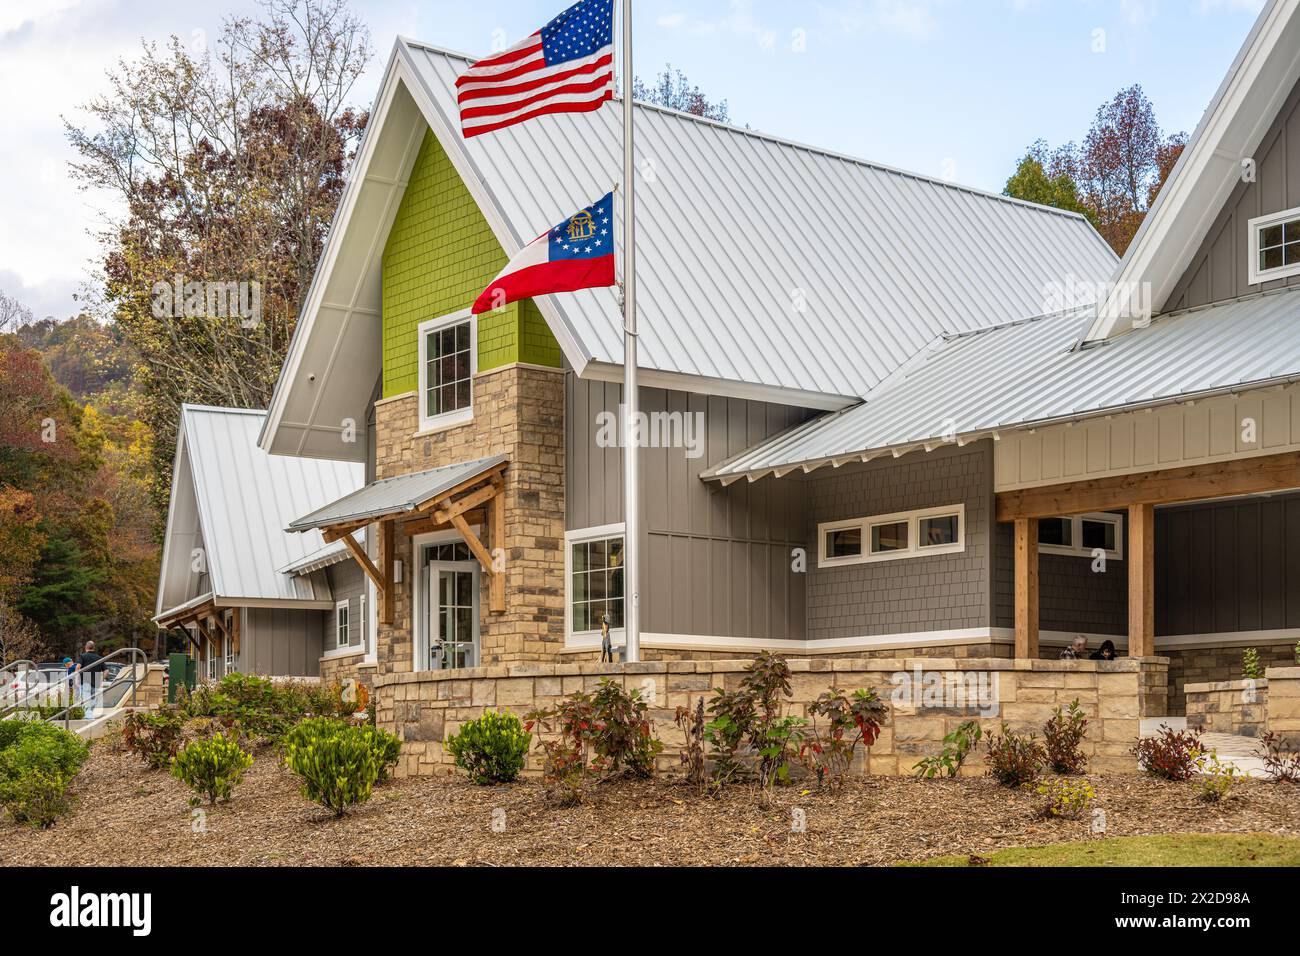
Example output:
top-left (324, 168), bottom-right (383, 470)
top-left (1168, 73), bottom-right (1300, 311)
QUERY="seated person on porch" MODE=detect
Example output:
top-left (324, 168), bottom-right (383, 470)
top-left (1090, 640), bottom-right (1117, 661)
top-left (1059, 635), bottom-right (1088, 660)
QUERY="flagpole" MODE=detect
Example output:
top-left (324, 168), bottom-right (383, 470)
top-left (620, 0), bottom-right (640, 664)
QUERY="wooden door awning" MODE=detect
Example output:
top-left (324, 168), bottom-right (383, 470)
top-left (287, 455), bottom-right (509, 617)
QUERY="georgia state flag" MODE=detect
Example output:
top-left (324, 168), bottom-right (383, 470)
top-left (472, 192), bottom-right (615, 314)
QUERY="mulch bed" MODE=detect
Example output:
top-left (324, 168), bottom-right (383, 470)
top-left (3, 740), bottom-right (1299, 866)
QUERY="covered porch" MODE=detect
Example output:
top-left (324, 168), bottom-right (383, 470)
top-left (287, 455), bottom-right (509, 670)
top-left (999, 450), bottom-right (1300, 708)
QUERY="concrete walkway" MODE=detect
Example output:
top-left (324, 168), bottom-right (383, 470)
top-left (1139, 716), bottom-right (1270, 777)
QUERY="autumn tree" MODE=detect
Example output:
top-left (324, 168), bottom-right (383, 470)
top-left (634, 64), bottom-right (730, 122)
top-left (0, 329), bottom-right (157, 656)
top-left (1004, 140), bottom-right (1086, 216)
top-left (65, 0), bottom-right (372, 516)
top-left (1005, 85), bottom-right (1186, 255)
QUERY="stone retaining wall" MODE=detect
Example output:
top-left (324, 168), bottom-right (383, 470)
top-left (1185, 678), bottom-right (1268, 737)
top-left (375, 657), bottom-right (1169, 779)
top-left (1265, 667), bottom-right (1300, 749)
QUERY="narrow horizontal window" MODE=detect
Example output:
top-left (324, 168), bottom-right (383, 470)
top-left (817, 505), bottom-right (964, 568)
top-left (1038, 513), bottom-right (1123, 560)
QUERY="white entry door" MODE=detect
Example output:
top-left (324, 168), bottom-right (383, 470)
top-left (423, 559), bottom-right (479, 670)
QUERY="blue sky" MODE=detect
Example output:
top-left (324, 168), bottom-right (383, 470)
top-left (0, 0), bottom-right (1270, 320)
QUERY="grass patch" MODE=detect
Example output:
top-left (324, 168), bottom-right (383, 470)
top-left (907, 833), bottom-right (1300, 867)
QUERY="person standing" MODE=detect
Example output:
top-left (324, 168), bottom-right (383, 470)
top-left (77, 640), bottom-right (104, 716)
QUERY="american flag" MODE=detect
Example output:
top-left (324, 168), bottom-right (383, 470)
top-left (456, 0), bottom-right (615, 139)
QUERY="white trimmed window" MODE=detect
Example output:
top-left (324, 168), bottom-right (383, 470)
top-left (565, 525), bottom-right (625, 636)
top-left (335, 599), bottom-right (351, 649)
top-left (1038, 512), bottom-right (1124, 560)
top-left (223, 613), bottom-right (235, 673)
top-left (818, 504), bottom-right (965, 568)
top-left (417, 311), bottom-right (476, 431)
top-left (1248, 207), bottom-right (1300, 285)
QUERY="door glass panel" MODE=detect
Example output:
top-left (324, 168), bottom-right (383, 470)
top-left (428, 556), bottom-right (478, 671)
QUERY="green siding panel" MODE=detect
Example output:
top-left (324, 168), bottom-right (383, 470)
top-left (381, 129), bottom-right (561, 397)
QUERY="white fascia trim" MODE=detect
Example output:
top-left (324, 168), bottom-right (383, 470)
top-left (1156, 627), bottom-right (1300, 649)
top-left (565, 626), bottom-right (1008, 654)
top-left (579, 360), bottom-right (858, 411)
top-left (259, 47), bottom-right (410, 455)
top-left (154, 422), bottom-right (191, 616)
top-left (1083, 0), bottom-right (1297, 342)
top-left (393, 40), bottom-right (593, 378)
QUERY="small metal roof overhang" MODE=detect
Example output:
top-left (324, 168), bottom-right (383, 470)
top-left (288, 455), bottom-right (509, 533)
top-left (703, 287), bottom-right (1300, 483)
top-left (277, 531), bottom-right (364, 576)
top-left (153, 592), bottom-right (217, 628)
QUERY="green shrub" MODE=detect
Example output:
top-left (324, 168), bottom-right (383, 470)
top-left (0, 720), bottom-right (26, 750)
top-left (171, 733), bottom-right (253, 806)
top-left (1043, 699), bottom-right (1089, 774)
top-left (0, 723), bottom-right (89, 829)
top-left (177, 674), bottom-right (349, 740)
top-left (1242, 647), bottom-right (1264, 680)
top-left (984, 722), bottom-right (1044, 788)
top-left (0, 722), bottom-right (89, 782)
top-left (122, 710), bottom-right (184, 769)
top-left (913, 720), bottom-right (983, 779)
top-left (0, 769), bottom-right (75, 828)
top-left (445, 709), bottom-right (531, 785)
top-left (283, 717), bottom-right (400, 816)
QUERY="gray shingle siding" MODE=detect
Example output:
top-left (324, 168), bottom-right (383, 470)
top-left (804, 442), bottom-right (995, 640)
top-left (992, 523), bottom-right (1129, 636)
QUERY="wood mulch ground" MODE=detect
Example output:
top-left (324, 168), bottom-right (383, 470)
top-left (3, 740), bottom-right (1299, 867)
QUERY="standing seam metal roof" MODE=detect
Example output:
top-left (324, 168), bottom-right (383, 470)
top-left (401, 40), bottom-right (1118, 401)
top-left (180, 406), bottom-right (364, 600)
top-left (287, 455), bottom-right (508, 532)
top-left (701, 287), bottom-right (1300, 479)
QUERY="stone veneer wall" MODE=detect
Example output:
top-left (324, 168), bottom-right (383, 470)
top-left (1185, 678), bottom-right (1268, 737)
top-left (375, 364), bottom-right (566, 675)
top-left (1265, 667), bottom-right (1300, 749)
top-left (1162, 642), bottom-right (1297, 716)
top-left (375, 657), bottom-right (1167, 779)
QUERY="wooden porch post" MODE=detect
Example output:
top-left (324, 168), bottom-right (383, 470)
top-left (1014, 517), bottom-right (1039, 659)
top-left (1128, 503), bottom-right (1155, 658)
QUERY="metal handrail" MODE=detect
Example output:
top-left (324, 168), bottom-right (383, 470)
top-left (0, 659), bottom-right (35, 683)
top-left (1, 648), bottom-right (149, 729)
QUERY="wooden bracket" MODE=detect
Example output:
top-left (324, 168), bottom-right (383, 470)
top-left (341, 533), bottom-right (384, 592)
